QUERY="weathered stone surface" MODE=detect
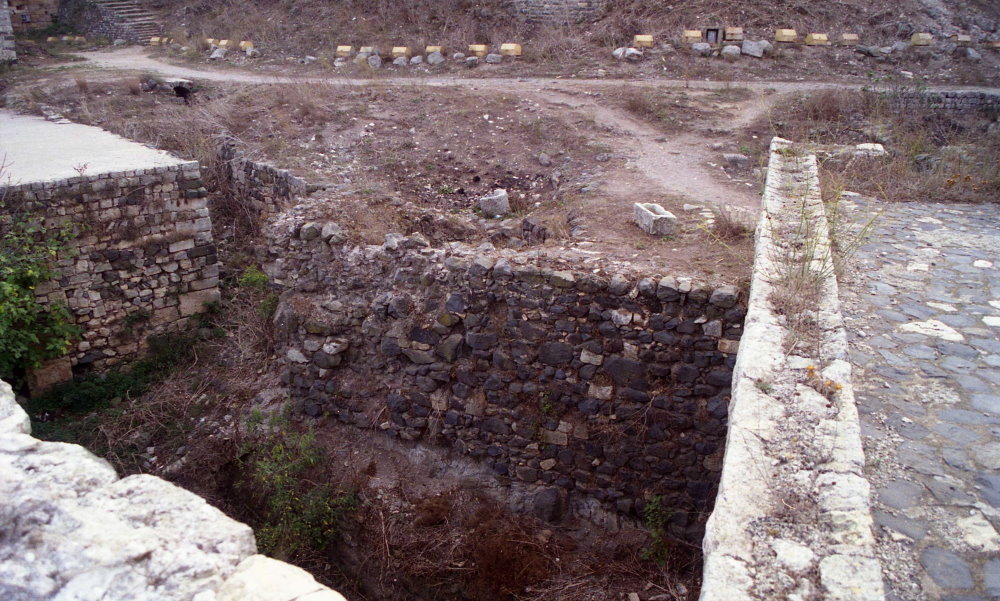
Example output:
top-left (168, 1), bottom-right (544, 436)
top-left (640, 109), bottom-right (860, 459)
top-left (539, 342), bottom-right (574, 365)
top-left (691, 42), bottom-right (713, 56)
top-left (426, 51), bottom-right (445, 65)
top-left (633, 203), bottom-right (677, 236)
top-left (479, 189), bottom-right (510, 216)
top-left (0, 381), bottom-right (347, 601)
top-left (741, 39), bottom-right (773, 58)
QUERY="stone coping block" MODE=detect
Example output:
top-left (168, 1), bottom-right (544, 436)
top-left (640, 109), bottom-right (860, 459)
top-left (775, 28), bottom-right (798, 43)
top-left (0, 379), bottom-right (348, 601)
top-left (699, 138), bottom-right (884, 601)
top-left (633, 202), bottom-right (677, 236)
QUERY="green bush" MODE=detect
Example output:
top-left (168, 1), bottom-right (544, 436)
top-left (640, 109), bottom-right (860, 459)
top-left (0, 205), bottom-right (81, 378)
top-left (239, 265), bottom-right (270, 290)
top-left (239, 419), bottom-right (358, 560)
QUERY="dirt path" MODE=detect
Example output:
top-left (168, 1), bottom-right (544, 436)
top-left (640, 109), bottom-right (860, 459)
top-left (72, 47), bottom-right (1000, 95)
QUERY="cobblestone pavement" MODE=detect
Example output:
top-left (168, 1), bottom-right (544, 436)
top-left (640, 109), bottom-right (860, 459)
top-left (840, 198), bottom-right (1000, 601)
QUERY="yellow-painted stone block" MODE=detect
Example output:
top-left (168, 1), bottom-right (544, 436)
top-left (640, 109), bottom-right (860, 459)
top-left (951, 34), bottom-right (972, 46)
top-left (239, 40), bottom-right (254, 51)
top-left (724, 27), bottom-right (744, 42)
top-left (336, 45), bottom-right (353, 57)
top-left (633, 34), bottom-right (654, 48)
top-left (805, 33), bottom-right (830, 46)
top-left (46, 36), bottom-right (58, 43)
top-left (60, 35), bottom-right (72, 41)
top-left (682, 30), bottom-right (702, 44)
top-left (205, 38), bottom-right (218, 46)
top-left (149, 37), bottom-right (162, 46)
top-left (989, 41), bottom-right (1000, 49)
top-left (391, 46), bottom-right (411, 58)
top-left (218, 39), bottom-right (233, 48)
top-left (358, 45), bottom-right (377, 55)
top-left (425, 45), bottom-right (444, 54)
top-left (911, 32), bottom-right (933, 46)
top-left (468, 44), bottom-right (488, 57)
top-left (775, 29), bottom-right (798, 43)
top-left (500, 43), bottom-right (522, 56)
top-left (839, 33), bottom-right (860, 45)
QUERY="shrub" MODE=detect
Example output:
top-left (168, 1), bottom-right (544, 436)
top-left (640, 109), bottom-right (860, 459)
top-left (0, 191), bottom-right (81, 379)
top-left (238, 265), bottom-right (270, 289)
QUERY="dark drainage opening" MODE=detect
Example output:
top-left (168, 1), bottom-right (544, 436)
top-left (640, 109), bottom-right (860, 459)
top-left (705, 28), bottom-right (721, 44)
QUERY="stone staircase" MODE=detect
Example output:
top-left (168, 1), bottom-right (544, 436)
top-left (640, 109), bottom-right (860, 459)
top-left (90, 0), bottom-right (161, 43)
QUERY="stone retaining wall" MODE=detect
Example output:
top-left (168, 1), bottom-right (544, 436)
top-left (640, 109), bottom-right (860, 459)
top-left (510, 0), bottom-right (608, 23)
top-left (218, 139), bottom-right (308, 216)
top-left (262, 224), bottom-right (745, 541)
top-left (883, 89), bottom-right (1000, 112)
top-left (699, 138), bottom-right (884, 600)
top-left (0, 378), bottom-right (348, 601)
top-left (1, 0), bottom-right (15, 63)
top-left (0, 163), bottom-right (220, 374)
top-left (58, 0), bottom-right (140, 42)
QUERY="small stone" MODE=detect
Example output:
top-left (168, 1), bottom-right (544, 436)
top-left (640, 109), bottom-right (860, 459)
top-left (773, 539), bottom-right (815, 573)
top-left (485, 53), bottom-right (502, 64)
top-left (721, 45), bottom-right (741, 60)
top-left (392, 56), bottom-right (408, 66)
top-left (465, 56), bottom-right (479, 68)
top-left (537, 153), bottom-right (552, 166)
top-left (209, 47), bottom-right (228, 60)
top-left (624, 47), bottom-right (643, 61)
top-left (539, 342), bottom-right (574, 365)
top-left (409, 55), bottom-right (424, 65)
top-left (427, 51), bottom-right (445, 65)
top-left (367, 54), bottom-right (383, 68)
top-left (286, 348), bottom-right (309, 363)
top-left (299, 222), bottom-right (321, 240)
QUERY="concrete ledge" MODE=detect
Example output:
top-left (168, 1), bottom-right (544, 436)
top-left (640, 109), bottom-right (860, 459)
top-left (700, 138), bottom-right (884, 601)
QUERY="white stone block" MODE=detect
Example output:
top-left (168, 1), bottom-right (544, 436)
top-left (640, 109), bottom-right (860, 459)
top-left (633, 203), bottom-right (677, 236)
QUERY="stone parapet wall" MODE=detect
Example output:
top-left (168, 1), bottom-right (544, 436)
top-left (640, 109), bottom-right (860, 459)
top-left (261, 223), bottom-right (745, 541)
top-left (0, 163), bottom-right (220, 372)
top-left (510, 0), bottom-right (608, 23)
top-left (0, 378), bottom-right (348, 601)
top-left (699, 138), bottom-right (884, 600)
top-left (1, 0), bottom-right (15, 62)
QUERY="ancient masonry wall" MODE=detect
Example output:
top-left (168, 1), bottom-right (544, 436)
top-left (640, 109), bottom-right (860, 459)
top-left (509, 0), bottom-right (608, 23)
top-left (0, 378), bottom-right (348, 601)
top-left (699, 138), bottom-right (884, 601)
top-left (0, 163), bottom-right (220, 372)
top-left (1, 0), bottom-right (15, 62)
top-left (57, 0), bottom-right (141, 42)
top-left (7, 0), bottom-right (57, 32)
top-left (263, 226), bottom-right (745, 542)
top-left (886, 89), bottom-right (1000, 112)
top-left (219, 140), bottom-right (308, 216)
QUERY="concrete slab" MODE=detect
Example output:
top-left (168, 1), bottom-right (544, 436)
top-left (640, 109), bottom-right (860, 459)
top-left (0, 110), bottom-right (189, 186)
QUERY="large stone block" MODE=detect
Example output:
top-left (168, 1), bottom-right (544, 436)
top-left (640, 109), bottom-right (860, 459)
top-left (633, 203), bottom-right (677, 236)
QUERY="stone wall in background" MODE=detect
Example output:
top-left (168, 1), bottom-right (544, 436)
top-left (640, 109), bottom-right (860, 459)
top-left (1, 0), bottom-right (15, 62)
top-left (0, 378), bottom-right (348, 601)
top-left (510, 0), bottom-right (608, 23)
top-left (885, 89), bottom-right (1000, 112)
top-left (0, 162), bottom-right (220, 374)
top-left (260, 225), bottom-right (745, 541)
top-left (699, 138), bottom-right (884, 601)
top-left (8, 0), bottom-right (57, 32)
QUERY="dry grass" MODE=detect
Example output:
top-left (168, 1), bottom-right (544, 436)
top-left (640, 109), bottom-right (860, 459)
top-left (763, 88), bottom-right (1000, 204)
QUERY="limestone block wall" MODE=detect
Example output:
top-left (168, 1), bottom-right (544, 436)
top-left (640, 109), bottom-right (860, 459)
top-left (1, 0), bottom-right (15, 62)
top-left (261, 226), bottom-right (745, 541)
top-left (0, 378), bottom-right (348, 601)
top-left (510, 0), bottom-right (608, 23)
top-left (0, 163), bottom-right (220, 371)
top-left (699, 139), bottom-right (884, 600)
top-left (8, 0), bottom-right (57, 32)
